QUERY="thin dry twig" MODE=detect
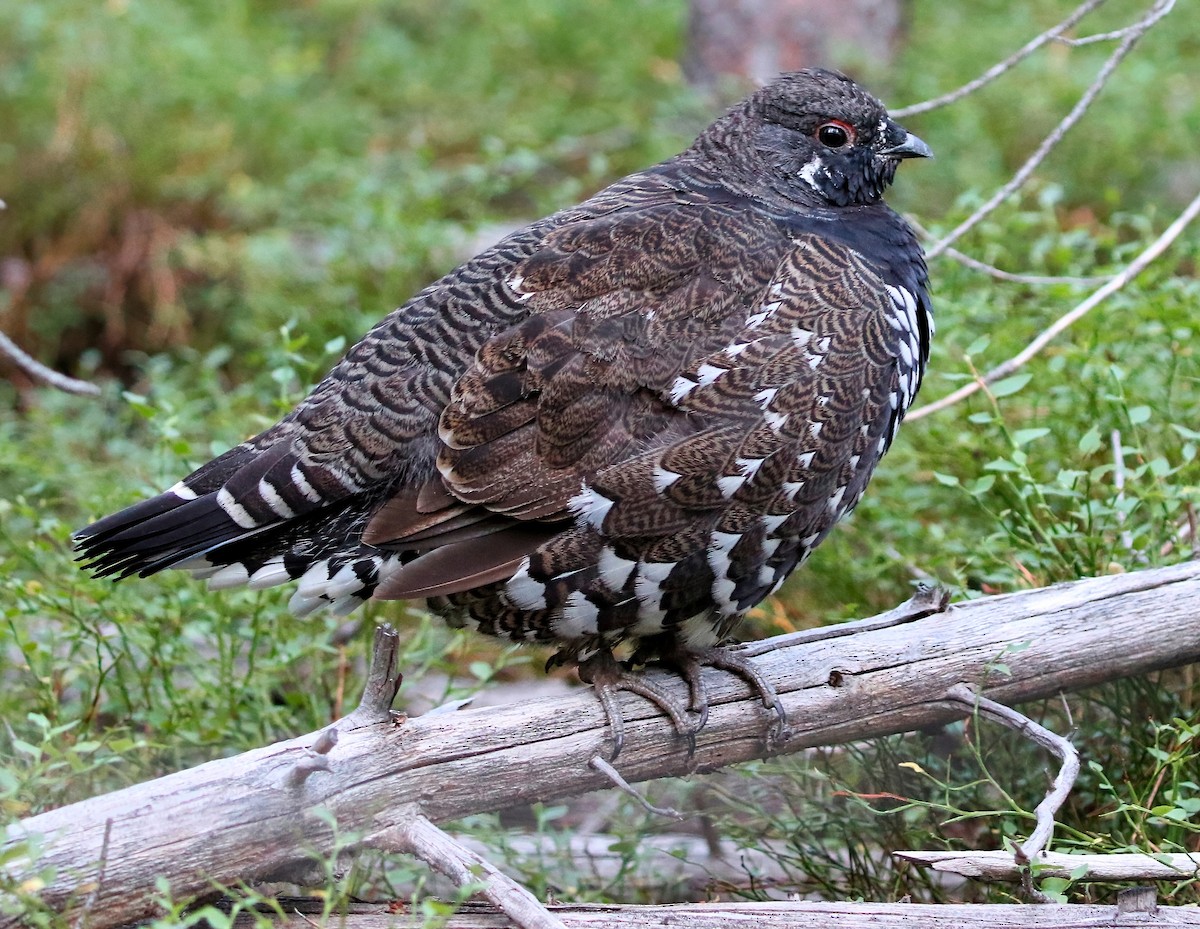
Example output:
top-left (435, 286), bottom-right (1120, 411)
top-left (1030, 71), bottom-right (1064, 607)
top-left (927, 0), bottom-right (1175, 260)
top-left (588, 755), bottom-right (683, 820)
top-left (1057, 0), bottom-right (1176, 46)
top-left (1112, 429), bottom-right (1136, 553)
top-left (0, 330), bottom-right (102, 397)
top-left (378, 812), bottom-right (568, 929)
top-left (1159, 508), bottom-right (1198, 559)
top-left (944, 684), bottom-right (1081, 901)
top-left (908, 186), bottom-right (1200, 422)
top-left (931, 244), bottom-right (1109, 287)
top-left (891, 0), bottom-right (1108, 119)
top-left (906, 217), bottom-right (1109, 286)
top-left (737, 584), bottom-right (949, 656)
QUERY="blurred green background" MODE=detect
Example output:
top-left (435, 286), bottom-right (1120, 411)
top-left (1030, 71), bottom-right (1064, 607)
top-left (2, 0), bottom-right (1196, 376)
top-left (2, 0), bottom-right (1198, 916)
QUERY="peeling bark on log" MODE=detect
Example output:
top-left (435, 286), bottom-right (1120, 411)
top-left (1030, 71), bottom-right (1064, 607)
top-left (4, 561), bottom-right (1200, 929)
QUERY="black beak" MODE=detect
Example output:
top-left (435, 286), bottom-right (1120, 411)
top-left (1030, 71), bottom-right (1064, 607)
top-left (879, 125), bottom-right (933, 160)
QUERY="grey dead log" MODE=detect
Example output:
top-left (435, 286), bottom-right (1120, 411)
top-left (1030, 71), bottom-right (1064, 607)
top-left (895, 849), bottom-right (1200, 882)
top-left (236, 898), bottom-right (1200, 928)
top-left (4, 561), bottom-right (1200, 929)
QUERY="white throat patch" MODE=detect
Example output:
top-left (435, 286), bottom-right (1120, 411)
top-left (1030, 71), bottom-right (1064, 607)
top-left (798, 155), bottom-right (828, 193)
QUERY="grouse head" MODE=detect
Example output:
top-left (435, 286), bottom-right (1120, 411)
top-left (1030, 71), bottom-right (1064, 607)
top-left (701, 68), bottom-right (931, 209)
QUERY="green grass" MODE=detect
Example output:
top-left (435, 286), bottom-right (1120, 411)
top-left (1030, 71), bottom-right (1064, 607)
top-left (3, 0), bottom-right (1200, 922)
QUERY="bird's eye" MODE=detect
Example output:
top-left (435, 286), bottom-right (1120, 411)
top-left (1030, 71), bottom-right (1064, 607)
top-left (817, 121), bottom-right (854, 148)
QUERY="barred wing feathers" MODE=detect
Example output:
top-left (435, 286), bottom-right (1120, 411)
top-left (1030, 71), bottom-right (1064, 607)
top-left (76, 180), bottom-right (929, 640)
top-left (386, 204), bottom-right (929, 649)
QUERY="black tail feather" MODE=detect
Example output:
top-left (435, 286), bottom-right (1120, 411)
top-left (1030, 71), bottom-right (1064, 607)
top-left (73, 493), bottom-right (191, 546)
top-left (75, 492), bottom-right (258, 580)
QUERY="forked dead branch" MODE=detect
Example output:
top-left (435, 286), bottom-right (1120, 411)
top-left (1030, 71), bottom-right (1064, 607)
top-left (5, 561), bottom-right (1200, 929)
top-left (898, 0), bottom-right (1198, 423)
top-left (4, 3), bottom-right (1196, 928)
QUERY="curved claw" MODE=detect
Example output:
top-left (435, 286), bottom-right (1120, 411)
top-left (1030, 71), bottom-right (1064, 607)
top-left (700, 646), bottom-right (788, 742)
top-left (673, 653), bottom-right (711, 732)
top-left (577, 642), bottom-right (786, 762)
top-left (578, 650), bottom-right (704, 760)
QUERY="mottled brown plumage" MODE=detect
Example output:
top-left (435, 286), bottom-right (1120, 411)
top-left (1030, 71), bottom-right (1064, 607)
top-left (76, 69), bottom-right (932, 740)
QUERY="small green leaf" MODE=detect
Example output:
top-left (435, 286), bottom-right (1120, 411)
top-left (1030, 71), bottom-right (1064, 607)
top-left (121, 391), bottom-right (152, 411)
top-left (932, 471), bottom-right (960, 487)
top-left (964, 335), bottom-right (991, 356)
top-left (1127, 405), bottom-right (1151, 425)
top-left (1078, 426), bottom-right (1102, 455)
top-left (969, 474), bottom-right (995, 494)
top-left (989, 372), bottom-right (1033, 397)
top-left (1012, 427), bottom-right (1051, 447)
top-left (192, 908), bottom-right (231, 929)
top-left (1056, 469), bottom-right (1086, 487)
top-left (1039, 876), bottom-right (1071, 898)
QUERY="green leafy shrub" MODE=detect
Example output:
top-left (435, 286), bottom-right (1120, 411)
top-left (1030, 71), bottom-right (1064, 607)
top-left (3, 0), bottom-right (1200, 921)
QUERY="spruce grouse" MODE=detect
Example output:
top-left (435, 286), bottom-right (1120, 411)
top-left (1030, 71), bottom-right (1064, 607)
top-left (77, 69), bottom-right (932, 743)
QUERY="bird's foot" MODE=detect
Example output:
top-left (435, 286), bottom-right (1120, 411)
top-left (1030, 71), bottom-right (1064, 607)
top-left (575, 642), bottom-right (787, 761)
top-left (688, 644), bottom-right (788, 743)
top-left (630, 639), bottom-right (787, 742)
top-left (576, 649), bottom-right (703, 761)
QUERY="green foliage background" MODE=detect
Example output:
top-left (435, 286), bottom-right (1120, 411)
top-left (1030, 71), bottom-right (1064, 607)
top-left (2, 0), bottom-right (1198, 921)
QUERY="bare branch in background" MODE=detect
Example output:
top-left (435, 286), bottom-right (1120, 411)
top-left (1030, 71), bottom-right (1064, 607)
top-left (0, 330), bottom-right (101, 397)
top-left (1, 196), bottom-right (102, 397)
top-left (906, 217), bottom-right (1110, 287)
top-left (943, 684), bottom-right (1081, 902)
top-left (377, 813), bottom-right (570, 929)
top-left (1057, 0), bottom-right (1176, 46)
top-left (926, 0), bottom-right (1175, 260)
top-left (896, 849), bottom-right (1200, 882)
top-left (891, 0), bottom-right (1108, 119)
top-left (907, 187), bottom-right (1200, 422)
